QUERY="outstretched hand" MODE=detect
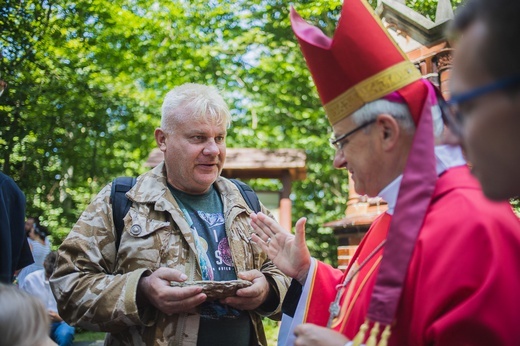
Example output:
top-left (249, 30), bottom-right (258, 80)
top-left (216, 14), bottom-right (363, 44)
top-left (250, 212), bottom-right (311, 285)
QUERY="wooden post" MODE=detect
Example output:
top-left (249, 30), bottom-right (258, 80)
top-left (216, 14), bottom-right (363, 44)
top-left (279, 171), bottom-right (292, 232)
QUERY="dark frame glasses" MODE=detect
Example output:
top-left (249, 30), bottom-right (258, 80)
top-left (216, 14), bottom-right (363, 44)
top-left (330, 119), bottom-right (376, 150)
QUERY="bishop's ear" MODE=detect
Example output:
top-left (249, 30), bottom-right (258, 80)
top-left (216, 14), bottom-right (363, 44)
top-left (376, 113), bottom-right (401, 150)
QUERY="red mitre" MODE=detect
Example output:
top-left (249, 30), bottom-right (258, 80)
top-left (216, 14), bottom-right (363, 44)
top-left (290, 1), bottom-right (426, 125)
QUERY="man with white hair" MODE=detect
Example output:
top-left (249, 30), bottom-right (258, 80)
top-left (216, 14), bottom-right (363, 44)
top-left (51, 83), bottom-right (290, 345)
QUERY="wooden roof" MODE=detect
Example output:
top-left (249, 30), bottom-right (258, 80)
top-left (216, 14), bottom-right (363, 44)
top-left (324, 196), bottom-right (388, 230)
top-left (145, 147), bottom-right (307, 181)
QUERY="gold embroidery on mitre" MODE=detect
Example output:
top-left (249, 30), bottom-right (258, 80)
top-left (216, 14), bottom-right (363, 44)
top-left (324, 61), bottom-right (421, 125)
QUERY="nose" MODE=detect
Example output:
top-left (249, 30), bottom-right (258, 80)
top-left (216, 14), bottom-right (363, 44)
top-left (332, 149), bottom-right (346, 169)
top-left (203, 138), bottom-right (220, 156)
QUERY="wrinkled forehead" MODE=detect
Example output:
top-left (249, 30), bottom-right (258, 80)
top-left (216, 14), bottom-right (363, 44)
top-left (169, 107), bottom-right (229, 131)
top-left (171, 113), bottom-right (228, 135)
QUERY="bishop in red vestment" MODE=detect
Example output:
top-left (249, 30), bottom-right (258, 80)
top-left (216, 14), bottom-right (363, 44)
top-left (250, 0), bottom-right (520, 345)
top-left (279, 164), bottom-right (520, 346)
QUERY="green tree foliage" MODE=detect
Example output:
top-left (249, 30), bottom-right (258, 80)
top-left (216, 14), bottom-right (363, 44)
top-left (1, 0), bottom-right (158, 242)
top-left (1, 0), bottom-right (463, 263)
top-left (511, 199), bottom-right (520, 218)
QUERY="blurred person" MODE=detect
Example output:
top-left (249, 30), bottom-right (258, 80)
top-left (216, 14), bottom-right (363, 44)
top-left (249, 1), bottom-right (520, 345)
top-left (17, 218), bottom-right (52, 287)
top-left (25, 216), bottom-right (36, 234)
top-left (22, 251), bottom-right (75, 346)
top-left (0, 171), bottom-right (34, 283)
top-left (51, 83), bottom-right (290, 345)
top-left (0, 282), bottom-right (56, 346)
top-left (446, 0), bottom-right (520, 200)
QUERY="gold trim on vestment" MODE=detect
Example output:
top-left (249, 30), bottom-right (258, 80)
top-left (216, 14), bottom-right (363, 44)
top-left (324, 61), bottom-right (421, 125)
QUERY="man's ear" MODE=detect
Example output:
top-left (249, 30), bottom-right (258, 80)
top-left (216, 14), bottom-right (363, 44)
top-left (154, 128), bottom-right (167, 151)
top-left (376, 114), bottom-right (401, 151)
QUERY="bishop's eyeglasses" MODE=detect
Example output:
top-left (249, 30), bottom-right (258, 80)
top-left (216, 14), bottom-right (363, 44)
top-left (330, 119), bottom-right (376, 150)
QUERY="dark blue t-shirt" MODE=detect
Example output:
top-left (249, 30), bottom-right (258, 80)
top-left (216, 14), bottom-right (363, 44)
top-left (169, 184), bottom-right (252, 346)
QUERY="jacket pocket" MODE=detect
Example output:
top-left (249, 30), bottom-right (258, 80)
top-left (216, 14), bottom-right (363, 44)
top-left (125, 209), bottom-right (170, 238)
top-left (115, 209), bottom-right (172, 271)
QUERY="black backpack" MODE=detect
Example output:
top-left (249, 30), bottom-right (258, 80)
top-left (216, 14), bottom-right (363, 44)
top-left (110, 177), bottom-right (261, 251)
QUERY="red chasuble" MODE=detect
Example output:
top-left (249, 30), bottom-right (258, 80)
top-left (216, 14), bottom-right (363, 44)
top-left (304, 213), bottom-right (391, 335)
top-left (289, 166), bottom-right (520, 345)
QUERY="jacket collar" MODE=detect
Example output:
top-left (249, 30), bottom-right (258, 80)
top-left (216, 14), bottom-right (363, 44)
top-left (127, 161), bottom-right (251, 212)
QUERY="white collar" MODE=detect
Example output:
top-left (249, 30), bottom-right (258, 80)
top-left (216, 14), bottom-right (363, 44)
top-left (378, 145), bottom-right (466, 215)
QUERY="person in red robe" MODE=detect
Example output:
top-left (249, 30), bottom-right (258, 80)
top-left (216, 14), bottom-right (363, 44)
top-left (249, 0), bottom-right (520, 345)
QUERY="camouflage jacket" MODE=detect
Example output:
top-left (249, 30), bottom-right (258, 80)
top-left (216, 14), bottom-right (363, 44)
top-left (50, 162), bottom-right (290, 345)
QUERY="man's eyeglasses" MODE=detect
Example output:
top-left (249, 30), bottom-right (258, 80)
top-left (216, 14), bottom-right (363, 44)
top-left (330, 119), bottom-right (376, 150)
top-left (440, 75), bottom-right (520, 137)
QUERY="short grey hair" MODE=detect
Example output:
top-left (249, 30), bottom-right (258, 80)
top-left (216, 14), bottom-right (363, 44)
top-left (161, 83), bottom-right (231, 133)
top-left (0, 283), bottom-right (51, 345)
top-left (350, 99), bottom-right (444, 139)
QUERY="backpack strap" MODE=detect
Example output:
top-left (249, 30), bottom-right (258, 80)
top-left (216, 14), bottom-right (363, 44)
top-left (109, 177), bottom-right (258, 252)
top-left (230, 178), bottom-right (261, 213)
top-left (110, 176), bottom-right (137, 251)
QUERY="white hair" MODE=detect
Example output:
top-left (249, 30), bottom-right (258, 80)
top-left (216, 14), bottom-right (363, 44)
top-left (350, 99), bottom-right (444, 139)
top-left (161, 83), bottom-right (231, 133)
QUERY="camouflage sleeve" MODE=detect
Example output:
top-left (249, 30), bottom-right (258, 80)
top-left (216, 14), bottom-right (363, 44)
top-left (50, 184), bottom-right (156, 333)
top-left (254, 204), bottom-right (291, 320)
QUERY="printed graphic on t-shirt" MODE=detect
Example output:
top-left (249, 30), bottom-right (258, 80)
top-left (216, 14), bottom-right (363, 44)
top-left (194, 210), bottom-right (235, 280)
top-left (217, 237), bottom-right (233, 267)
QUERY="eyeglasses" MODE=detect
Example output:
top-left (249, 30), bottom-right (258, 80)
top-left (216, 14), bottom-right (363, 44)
top-left (329, 119), bottom-right (376, 150)
top-left (440, 75), bottom-right (520, 137)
